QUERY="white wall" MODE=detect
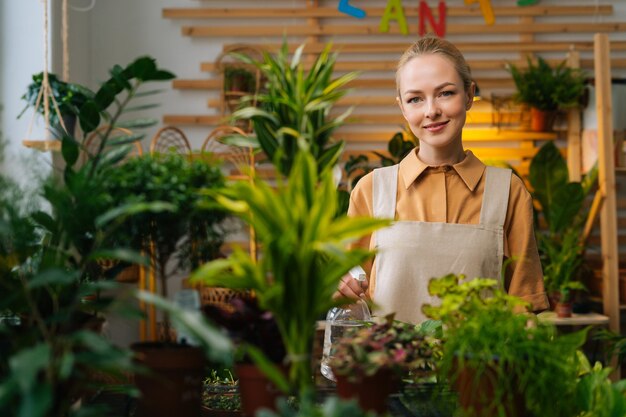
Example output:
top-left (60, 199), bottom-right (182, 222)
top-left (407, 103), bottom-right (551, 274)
top-left (0, 0), bottom-right (50, 189)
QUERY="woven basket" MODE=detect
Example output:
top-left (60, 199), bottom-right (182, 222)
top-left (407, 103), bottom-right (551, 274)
top-left (200, 287), bottom-right (253, 313)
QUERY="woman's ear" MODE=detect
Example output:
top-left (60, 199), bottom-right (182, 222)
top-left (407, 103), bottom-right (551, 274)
top-left (397, 96), bottom-right (409, 121)
top-left (466, 82), bottom-right (476, 110)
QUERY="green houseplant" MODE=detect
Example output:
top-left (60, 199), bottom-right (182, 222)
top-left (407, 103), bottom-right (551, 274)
top-left (528, 141), bottom-right (597, 315)
top-left (507, 56), bottom-right (586, 131)
top-left (18, 72), bottom-right (94, 136)
top-left (103, 152), bottom-right (230, 417)
top-left (0, 56), bottom-right (189, 417)
top-left (226, 42), bottom-right (358, 177)
top-left (191, 151), bottom-right (390, 401)
top-left (423, 274), bottom-right (587, 417)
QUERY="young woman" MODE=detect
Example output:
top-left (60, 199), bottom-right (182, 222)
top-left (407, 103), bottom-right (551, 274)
top-left (337, 36), bottom-right (548, 324)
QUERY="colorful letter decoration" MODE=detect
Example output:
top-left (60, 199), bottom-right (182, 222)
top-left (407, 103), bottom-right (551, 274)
top-left (379, 0), bottom-right (409, 35)
top-left (338, 0), bottom-right (366, 19)
top-left (464, 0), bottom-right (495, 25)
top-left (517, 0), bottom-right (539, 5)
top-left (419, 1), bottom-right (447, 37)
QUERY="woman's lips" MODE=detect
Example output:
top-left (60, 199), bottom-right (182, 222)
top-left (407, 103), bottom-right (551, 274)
top-left (423, 120), bottom-right (449, 132)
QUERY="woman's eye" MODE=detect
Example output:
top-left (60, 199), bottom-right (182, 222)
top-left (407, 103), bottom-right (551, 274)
top-left (440, 90), bottom-right (455, 97)
top-left (407, 97), bottom-right (422, 104)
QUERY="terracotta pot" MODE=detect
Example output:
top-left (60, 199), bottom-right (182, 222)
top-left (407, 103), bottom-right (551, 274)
top-left (235, 363), bottom-right (285, 417)
top-left (335, 368), bottom-right (397, 415)
top-left (555, 302), bottom-right (573, 318)
top-left (530, 107), bottom-right (556, 132)
top-left (453, 362), bottom-right (526, 417)
top-left (132, 342), bottom-right (206, 417)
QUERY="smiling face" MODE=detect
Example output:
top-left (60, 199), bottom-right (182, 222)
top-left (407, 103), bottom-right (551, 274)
top-left (397, 53), bottom-right (475, 164)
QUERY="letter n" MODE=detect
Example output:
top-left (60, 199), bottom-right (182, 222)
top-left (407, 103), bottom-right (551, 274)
top-left (419, 1), bottom-right (447, 37)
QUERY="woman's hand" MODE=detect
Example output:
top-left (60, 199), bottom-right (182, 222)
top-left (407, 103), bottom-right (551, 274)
top-left (333, 274), bottom-right (368, 301)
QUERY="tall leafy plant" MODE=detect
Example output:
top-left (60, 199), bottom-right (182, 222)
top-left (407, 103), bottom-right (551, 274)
top-left (528, 141), bottom-right (597, 300)
top-left (0, 57), bottom-right (180, 417)
top-left (191, 151), bottom-right (390, 398)
top-left (227, 42), bottom-right (358, 177)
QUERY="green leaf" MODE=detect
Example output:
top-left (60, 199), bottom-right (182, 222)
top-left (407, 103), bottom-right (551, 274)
top-left (134, 88), bottom-right (167, 98)
top-left (136, 291), bottom-right (233, 364)
top-left (548, 182), bottom-right (584, 234)
top-left (28, 268), bottom-right (79, 288)
top-left (30, 210), bottom-right (56, 233)
top-left (128, 56), bottom-right (157, 80)
top-left (529, 142), bottom-right (568, 217)
top-left (115, 118), bottom-right (158, 129)
top-left (9, 343), bottom-right (51, 391)
top-left (106, 133), bottom-right (145, 147)
top-left (149, 69), bottom-right (176, 81)
top-left (19, 383), bottom-right (52, 417)
top-left (95, 201), bottom-right (176, 228)
top-left (61, 135), bottom-right (80, 167)
top-left (79, 100), bottom-right (101, 134)
top-left (89, 248), bottom-right (149, 266)
top-left (218, 134), bottom-right (261, 149)
top-left (244, 344), bottom-right (290, 394)
top-left (124, 103), bottom-right (161, 112)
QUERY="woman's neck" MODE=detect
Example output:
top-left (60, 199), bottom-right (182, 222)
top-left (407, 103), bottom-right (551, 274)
top-left (417, 143), bottom-right (466, 166)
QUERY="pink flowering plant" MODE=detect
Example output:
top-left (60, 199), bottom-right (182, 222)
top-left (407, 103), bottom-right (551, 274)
top-left (328, 315), bottom-right (441, 383)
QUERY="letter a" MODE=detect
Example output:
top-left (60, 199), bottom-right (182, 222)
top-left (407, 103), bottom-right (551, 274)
top-left (379, 0), bottom-right (409, 35)
top-left (419, 1), bottom-right (447, 37)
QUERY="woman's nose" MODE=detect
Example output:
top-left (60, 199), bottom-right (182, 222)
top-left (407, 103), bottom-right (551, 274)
top-left (425, 99), bottom-right (441, 119)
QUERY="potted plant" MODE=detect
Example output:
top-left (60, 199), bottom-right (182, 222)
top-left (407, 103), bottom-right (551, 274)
top-left (507, 56), bottom-right (586, 131)
top-left (191, 150), bottom-right (391, 401)
top-left (18, 71), bottom-right (94, 136)
top-left (225, 41), bottom-right (358, 177)
top-left (0, 57), bottom-right (186, 417)
top-left (328, 316), bottom-right (441, 414)
top-left (203, 296), bottom-right (287, 417)
top-left (103, 152), bottom-right (230, 417)
top-left (224, 66), bottom-right (257, 95)
top-left (528, 141), bottom-right (597, 316)
top-left (423, 274), bottom-right (588, 417)
top-left (202, 368), bottom-right (241, 417)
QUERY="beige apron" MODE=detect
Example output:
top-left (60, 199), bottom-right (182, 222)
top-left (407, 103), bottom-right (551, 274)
top-left (372, 165), bottom-right (511, 324)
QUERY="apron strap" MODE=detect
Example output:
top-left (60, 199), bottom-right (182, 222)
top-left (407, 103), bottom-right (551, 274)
top-left (479, 166), bottom-right (512, 227)
top-left (373, 165), bottom-right (398, 219)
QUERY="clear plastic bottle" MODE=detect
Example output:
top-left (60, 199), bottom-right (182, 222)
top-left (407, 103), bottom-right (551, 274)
top-left (320, 267), bottom-right (372, 382)
top-left (173, 289), bottom-right (201, 346)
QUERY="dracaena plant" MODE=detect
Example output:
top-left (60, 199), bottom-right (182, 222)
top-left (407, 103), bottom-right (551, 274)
top-left (191, 150), bottom-right (390, 398)
top-left (226, 41), bottom-right (359, 177)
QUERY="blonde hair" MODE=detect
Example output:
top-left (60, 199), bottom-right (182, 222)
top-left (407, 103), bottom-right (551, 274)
top-left (396, 36), bottom-right (473, 94)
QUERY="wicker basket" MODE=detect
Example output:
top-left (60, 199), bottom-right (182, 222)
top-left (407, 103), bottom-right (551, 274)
top-left (199, 287), bottom-right (254, 313)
